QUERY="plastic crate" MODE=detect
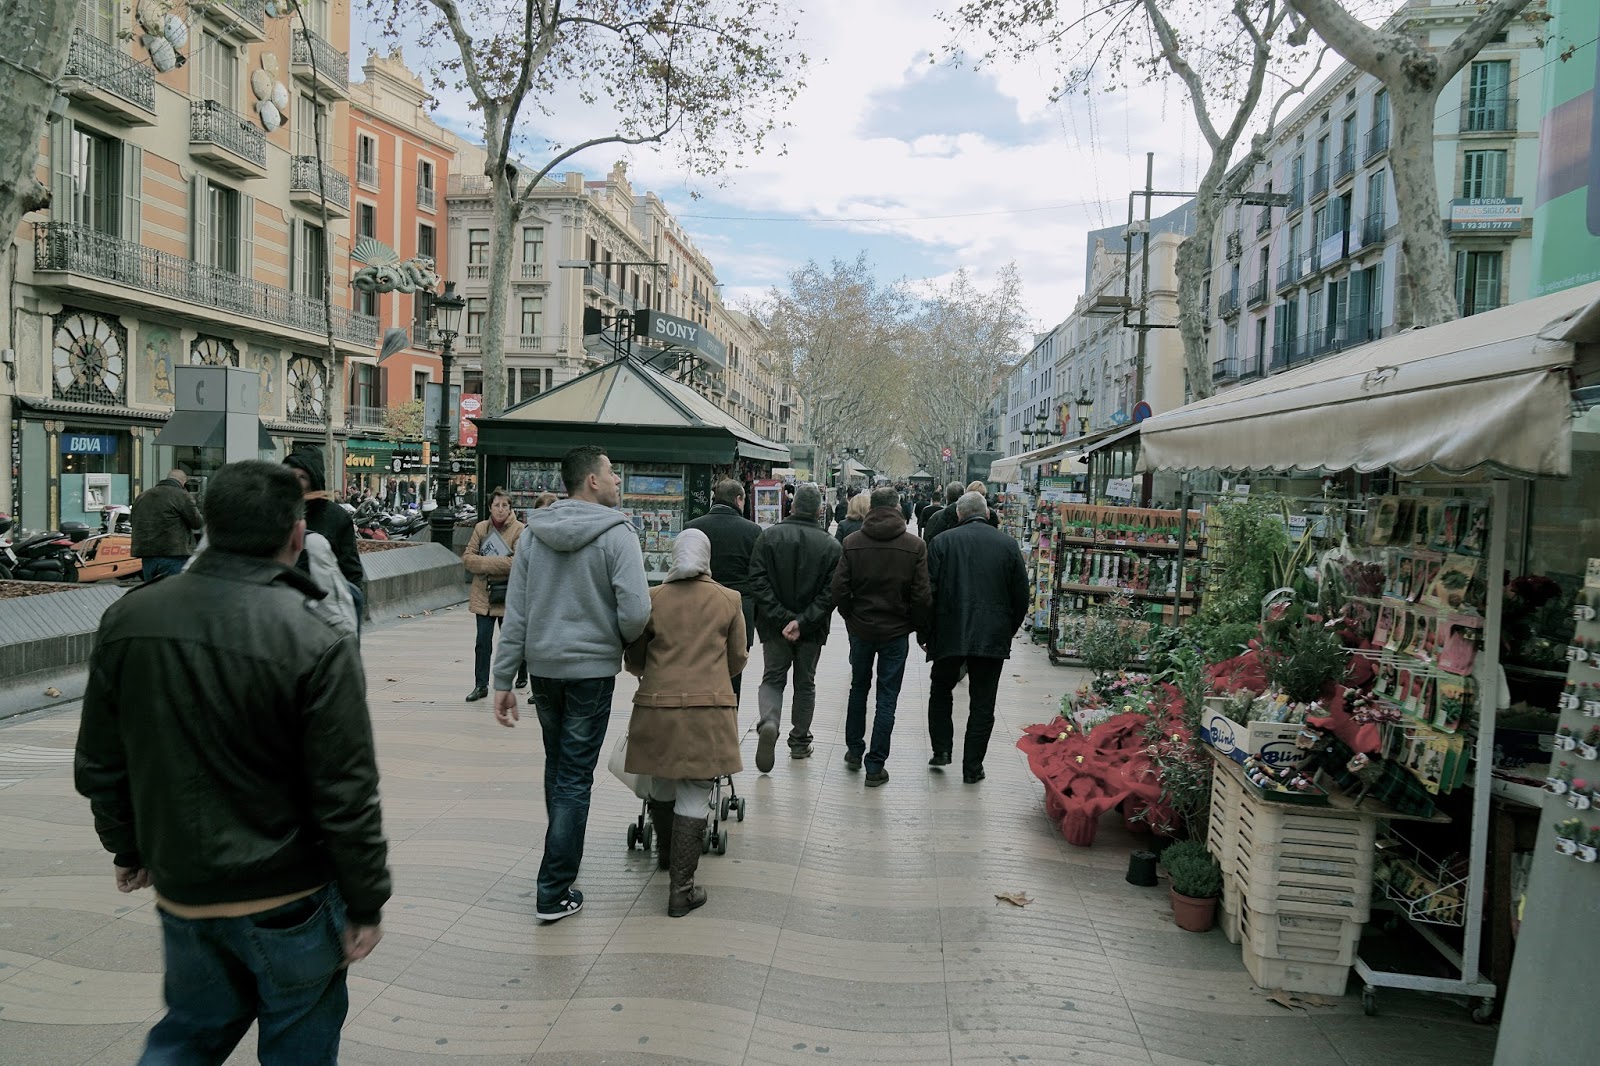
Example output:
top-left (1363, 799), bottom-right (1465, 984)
top-left (1221, 894), bottom-right (1242, 945)
top-left (1239, 885), bottom-right (1371, 923)
top-left (1243, 947), bottom-right (1353, 997)
top-left (1240, 898), bottom-right (1362, 965)
top-left (1233, 855), bottom-right (1372, 908)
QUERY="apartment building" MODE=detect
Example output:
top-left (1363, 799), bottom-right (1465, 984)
top-left (1003, 332), bottom-right (1060, 458)
top-left (4, 0), bottom-right (369, 532)
top-left (1206, 0), bottom-right (1543, 388)
top-left (339, 51), bottom-right (455, 489)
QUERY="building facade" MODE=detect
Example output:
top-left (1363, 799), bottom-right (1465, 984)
top-left (4, 0), bottom-right (370, 532)
top-left (1206, 0), bottom-right (1544, 388)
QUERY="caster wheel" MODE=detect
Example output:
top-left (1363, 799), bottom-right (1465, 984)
top-left (736, 798), bottom-right (746, 822)
top-left (627, 823), bottom-right (639, 850)
top-left (719, 796), bottom-right (731, 820)
top-left (1471, 999), bottom-right (1495, 1024)
top-left (713, 832), bottom-right (727, 855)
top-left (642, 822), bottom-right (654, 850)
top-left (1362, 988), bottom-right (1377, 1017)
top-left (701, 825), bottom-right (712, 854)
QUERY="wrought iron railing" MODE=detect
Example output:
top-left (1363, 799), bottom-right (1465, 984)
top-left (66, 30), bottom-right (155, 112)
top-left (1212, 358), bottom-right (1240, 381)
top-left (1288, 179), bottom-right (1305, 214)
top-left (357, 161), bottom-right (379, 189)
top-left (1361, 211), bottom-right (1386, 246)
top-left (344, 404), bottom-right (387, 428)
top-left (1462, 96), bottom-right (1515, 133)
top-left (1334, 144), bottom-right (1355, 183)
top-left (411, 322), bottom-right (435, 349)
top-left (1217, 288), bottom-right (1240, 317)
top-left (1365, 120), bottom-right (1389, 162)
top-left (292, 157), bottom-right (351, 210)
top-left (416, 183), bottom-right (436, 210)
top-left (215, 0), bottom-right (266, 32)
top-left (291, 28), bottom-right (349, 91)
top-left (190, 100), bottom-right (266, 168)
top-left (35, 223), bottom-right (376, 347)
top-left (1310, 163), bottom-right (1330, 200)
top-left (1247, 278), bottom-right (1269, 307)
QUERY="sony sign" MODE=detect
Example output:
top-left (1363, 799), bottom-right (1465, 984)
top-left (633, 310), bottom-right (728, 370)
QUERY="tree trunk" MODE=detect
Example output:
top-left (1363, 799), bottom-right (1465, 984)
top-left (481, 178), bottom-right (519, 417)
top-left (1177, 168), bottom-right (1227, 403)
top-left (1387, 89), bottom-right (1456, 328)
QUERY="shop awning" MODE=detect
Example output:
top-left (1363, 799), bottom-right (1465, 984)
top-left (1137, 281), bottom-right (1600, 478)
top-left (908, 469), bottom-right (934, 481)
top-left (491, 356), bottom-right (790, 464)
top-left (988, 441), bottom-right (1089, 484)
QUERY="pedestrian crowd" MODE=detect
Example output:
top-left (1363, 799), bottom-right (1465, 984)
top-left (77, 451), bottom-right (1025, 1063)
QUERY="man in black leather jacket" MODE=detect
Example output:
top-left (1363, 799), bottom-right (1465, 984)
top-left (74, 460), bottom-right (390, 1064)
top-left (685, 479), bottom-right (762, 701)
top-left (748, 483), bottom-right (841, 771)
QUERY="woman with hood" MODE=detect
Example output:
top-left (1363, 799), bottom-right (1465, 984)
top-left (463, 488), bottom-right (527, 701)
top-left (623, 529), bottom-right (746, 916)
top-left (283, 447), bottom-right (365, 613)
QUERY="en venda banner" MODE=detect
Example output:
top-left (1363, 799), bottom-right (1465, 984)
top-left (459, 394), bottom-right (481, 448)
top-left (1533, 0), bottom-right (1600, 295)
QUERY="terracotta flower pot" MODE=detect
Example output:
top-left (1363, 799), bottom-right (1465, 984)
top-left (1169, 887), bottom-right (1218, 932)
top-left (1060, 811), bottom-right (1100, 847)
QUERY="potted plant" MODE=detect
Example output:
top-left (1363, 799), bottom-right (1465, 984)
top-left (1570, 780), bottom-right (1593, 811)
top-left (1547, 761), bottom-right (1575, 795)
top-left (1581, 727), bottom-right (1600, 761)
top-left (1580, 826), bottom-right (1600, 864)
top-left (1554, 817), bottom-right (1584, 856)
top-left (1161, 839), bottom-right (1222, 932)
top-left (1555, 725), bottom-right (1578, 752)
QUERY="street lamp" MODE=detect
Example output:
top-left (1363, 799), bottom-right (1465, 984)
top-left (1075, 389), bottom-right (1094, 436)
top-left (429, 280), bottom-right (466, 544)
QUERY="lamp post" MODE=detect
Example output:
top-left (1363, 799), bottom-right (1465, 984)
top-left (429, 280), bottom-right (466, 545)
top-left (1075, 388), bottom-right (1095, 499)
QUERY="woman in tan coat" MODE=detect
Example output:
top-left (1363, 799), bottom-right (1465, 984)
top-left (623, 529), bottom-right (747, 916)
top-left (463, 488), bottom-right (526, 701)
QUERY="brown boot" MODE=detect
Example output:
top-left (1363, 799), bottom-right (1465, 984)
top-left (668, 814), bottom-right (708, 917)
top-left (647, 801), bottom-right (674, 871)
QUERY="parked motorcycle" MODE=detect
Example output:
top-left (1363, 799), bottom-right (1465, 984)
top-left (0, 516), bottom-right (85, 582)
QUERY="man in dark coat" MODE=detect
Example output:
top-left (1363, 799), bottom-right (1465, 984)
top-left (130, 468), bottom-right (203, 581)
top-left (831, 486), bottom-right (931, 786)
top-left (925, 492), bottom-right (1029, 783)
top-left (283, 448), bottom-right (364, 605)
top-left (685, 479), bottom-right (763, 702)
top-left (920, 481), bottom-right (966, 544)
top-left (748, 484), bottom-right (841, 772)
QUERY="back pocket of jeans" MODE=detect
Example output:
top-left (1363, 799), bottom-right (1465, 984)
top-left (247, 896), bottom-right (344, 992)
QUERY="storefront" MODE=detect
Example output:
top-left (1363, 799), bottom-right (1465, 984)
top-left (1130, 280), bottom-right (1600, 1051)
top-left (10, 399), bottom-right (164, 533)
top-left (473, 356), bottom-right (788, 582)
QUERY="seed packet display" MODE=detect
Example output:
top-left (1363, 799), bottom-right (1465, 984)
top-left (1435, 676), bottom-right (1474, 733)
top-left (1432, 499), bottom-right (1467, 553)
top-left (1368, 497), bottom-right (1400, 546)
top-left (1425, 554), bottom-right (1481, 612)
top-left (1438, 615), bottom-right (1481, 675)
top-left (1408, 556), bottom-right (1440, 604)
top-left (1387, 609), bottom-right (1413, 654)
top-left (1458, 499), bottom-right (1490, 556)
top-left (1411, 500), bottom-right (1441, 549)
top-left (1373, 659), bottom-right (1397, 698)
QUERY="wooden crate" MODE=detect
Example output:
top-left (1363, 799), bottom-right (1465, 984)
top-left (1243, 948), bottom-right (1353, 997)
top-left (1240, 898), bottom-right (1362, 965)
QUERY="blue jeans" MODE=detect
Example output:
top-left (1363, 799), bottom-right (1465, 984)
top-left (348, 582), bottom-right (364, 636)
top-left (142, 556), bottom-right (187, 582)
top-left (527, 676), bottom-right (615, 910)
top-left (140, 885), bottom-right (348, 1065)
top-left (845, 633), bottom-right (910, 773)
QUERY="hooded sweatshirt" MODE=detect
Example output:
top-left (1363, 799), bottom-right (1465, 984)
top-left (492, 498), bottom-right (651, 684)
top-left (283, 447), bottom-right (364, 588)
top-left (830, 506), bottom-right (932, 643)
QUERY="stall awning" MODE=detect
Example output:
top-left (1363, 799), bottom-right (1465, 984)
top-left (490, 356), bottom-right (790, 464)
top-left (988, 441), bottom-right (1089, 484)
top-left (1137, 281), bottom-right (1600, 478)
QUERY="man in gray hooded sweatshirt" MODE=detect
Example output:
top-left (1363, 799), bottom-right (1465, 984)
top-left (492, 446), bottom-right (650, 921)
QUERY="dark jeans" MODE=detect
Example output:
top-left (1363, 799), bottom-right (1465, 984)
top-left (140, 885), bottom-right (348, 1066)
top-left (928, 655), bottom-right (1005, 772)
top-left (527, 676), bottom-right (615, 910)
top-left (846, 633), bottom-right (909, 772)
top-left (474, 613), bottom-right (502, 690)
top-left (730, 594), bottom-right (756, 704)
top-left (758, 637), bottom-right (823, 750)
top-left (142, 556), bottom-right (187, 582)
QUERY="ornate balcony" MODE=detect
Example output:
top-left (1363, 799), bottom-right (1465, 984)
top-left (201, 0), bottom-right (266, 41)
top-left (1287, 179), bottom-right (1305, 216)
top-left (1310, 163), bottom-right (1330, 201)
top-left (290, 28), bottom-right (349, 98)
top-left (1247, 278), bottom-right (1269, 308)
top-left (1364, 120), bottom-right (1389, 163)
top-left (1276, 259), bottom-right (1303, 291)
top-left (1361, 211), bottom-right (1387, 247)
top-left (1217, 288), bottom-right (1240, 319)
top-left (290, 157), bottom-right (351, 217)
top-left (1334, 144), bottom-right (1356, 184)
top-left (62, 30), bottom-right (155, 126)
top-left (357, 161), bottom-right (380, 190)
top-left (417, 183), bottom-right (436, 210)
top-left (1462, 96), bottom-right (1516, 134)
top-left (190, 100), bottom-right (267, 179)
top-left (35, 223), bottom-right (377, 350)
top-left (1256, 209), bottom-right (1271, 235)
top-left (344, 404), bottom-right (387, 429)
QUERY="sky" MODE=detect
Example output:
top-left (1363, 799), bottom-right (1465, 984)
top-left (354, 0), bottom-right (1234, 343)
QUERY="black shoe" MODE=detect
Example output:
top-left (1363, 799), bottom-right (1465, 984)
top-left (963, 768), bottom-right (986, 784)
top-left (928, 751), bottom-right (952, 768)
top-left (514, 672), bottom-right (528, 690)
top-left (465, 686), bottom-right (488, 702)
top-left (756, 722), bottom-right (778, 774)
top-left (536, 889), bottom-right (584, 922)
top-left (844, 753), bottom-right (862, 771)
top-left (865, 769), bottom-right (889, 787)
top-left (790, 744), bottom-right (814, 760)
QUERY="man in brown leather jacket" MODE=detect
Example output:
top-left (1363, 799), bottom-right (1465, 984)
top-left (75, 460), bottom-right (390, 1064)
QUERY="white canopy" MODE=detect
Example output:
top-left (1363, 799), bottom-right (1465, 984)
top-left (988, 440), bottom-right (1089, 484)
top-left (1137, 281), bottom-right (1600, 478)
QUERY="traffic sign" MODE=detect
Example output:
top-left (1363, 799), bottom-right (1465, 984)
top-left (941, 447), bottom-right (952, 461)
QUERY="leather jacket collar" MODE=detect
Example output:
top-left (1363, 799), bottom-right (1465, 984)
top-left (188, 550), bottom-right (327, 600)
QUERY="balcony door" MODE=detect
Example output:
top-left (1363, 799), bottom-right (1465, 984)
top-left (195, 31), bottom-right (237, 109)
top-left (1467, 61), bottom-right (1510, 130)
top-left (76, 0), bottom-right (116, 40)
top-left (50, 121), bottom-right (140, 242)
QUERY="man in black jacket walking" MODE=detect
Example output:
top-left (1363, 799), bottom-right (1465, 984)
top-left (748, 483), bottom-right (841, 772)
top-left (832, 486), bottom-right (932, 786)
top-left (75, 460), bottom-right (390, 1063)
top-left (130, 468), bottom-right (203, 581)
top-left (920, 481), bottom-right (966, 543)
top-left (284, 447), bottom-right (365, 613)
top-left (925, 492), bottom-right (1029, 783)
top-left (685, 479), bottom-right (763, 701)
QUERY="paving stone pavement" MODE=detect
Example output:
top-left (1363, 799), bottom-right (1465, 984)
top-left (0, 606), bottom-right (1499, 1065)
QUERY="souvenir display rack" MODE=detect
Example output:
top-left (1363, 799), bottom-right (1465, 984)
top-left (1042, 503), bottom-right (1205, 666)
top-left (1544, 558), bottom-right (1600, 865)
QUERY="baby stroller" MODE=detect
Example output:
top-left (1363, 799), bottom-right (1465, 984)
top-left (626, 773), bottom-right (746, 858)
